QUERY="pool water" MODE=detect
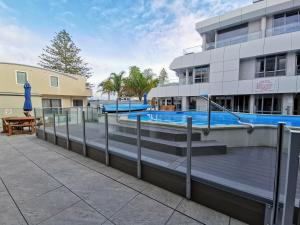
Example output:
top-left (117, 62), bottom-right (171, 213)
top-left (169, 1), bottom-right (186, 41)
top-left (128, 111), bottom-right (300, 127)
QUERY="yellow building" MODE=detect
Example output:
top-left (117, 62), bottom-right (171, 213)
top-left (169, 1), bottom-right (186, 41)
top-left (0, 62), bottom-right (92, 111)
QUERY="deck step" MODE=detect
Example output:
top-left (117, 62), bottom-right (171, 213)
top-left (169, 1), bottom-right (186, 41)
top-left (108, 131), bottom-right (226, 156)
top-left (112, 124), bottom-right (201, 142)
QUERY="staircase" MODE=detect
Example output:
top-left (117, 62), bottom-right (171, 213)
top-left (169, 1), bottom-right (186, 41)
top-left (109, 124), bottom-right (227, 156)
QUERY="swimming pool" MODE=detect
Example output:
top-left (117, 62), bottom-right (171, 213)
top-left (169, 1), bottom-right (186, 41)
top-left (127, 111), bottom-right (300, 127)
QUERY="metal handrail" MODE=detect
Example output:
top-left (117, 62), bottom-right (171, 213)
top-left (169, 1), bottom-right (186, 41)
top-left (199, 95), bottom-right (254, 133)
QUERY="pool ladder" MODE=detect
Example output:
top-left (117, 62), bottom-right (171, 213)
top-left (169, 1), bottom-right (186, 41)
top-left (199, 95), bottom-right (254, 135)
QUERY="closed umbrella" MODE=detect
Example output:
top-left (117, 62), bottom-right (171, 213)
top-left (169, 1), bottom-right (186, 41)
top-left (143, 93), bottom-right (147, 105)
top-left (23, 81), bottom-right (32, 116)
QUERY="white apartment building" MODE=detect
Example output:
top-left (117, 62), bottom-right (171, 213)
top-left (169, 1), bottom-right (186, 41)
top-left (149, 0), bottom-right (300, 115)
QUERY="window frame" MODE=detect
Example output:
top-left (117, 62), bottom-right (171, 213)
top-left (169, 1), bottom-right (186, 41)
top-left (194, 66), bottom-right (210, 83)
top-left (15, 71), bottom-right (28, 85)
top-left (296, 53), bottom-right (300, 75)
top-left (50, 75), bottom-right (59, 88)
top-left (255, 54), bottom-right (287, 78)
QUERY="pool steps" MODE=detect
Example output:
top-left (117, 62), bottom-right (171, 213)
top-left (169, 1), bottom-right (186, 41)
top-left (109, 124), bottom-right (227, 156)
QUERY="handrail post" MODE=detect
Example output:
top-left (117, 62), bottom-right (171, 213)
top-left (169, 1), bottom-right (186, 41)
top-left (53, 113), bottom-right (57, 145)
top-left (66, 111), bottom-right (70, 150)
top-left (281, 131), bottom-right (300, 225)
top-left (271, 122), bottom-right (285, 224)
top-left (137, 114), bottom-right (142, 179)
top-left (82, 111), bottom-right (87, 156)
top-left (186, 116), bottom-right (192, 200)
top-left (42, 108), bottom-right (46, 140)
top-left (105, 112), bottom-right (109, 166)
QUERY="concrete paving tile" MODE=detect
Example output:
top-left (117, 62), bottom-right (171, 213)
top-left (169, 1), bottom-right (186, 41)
top-left (1, 168), bottom-right (61, 203)
top-left (92, 166), bottom-right (127, 180)
top-left (111, 194), bottom-right (173, 225)
top-left (230, 218), bottom-right (249, 225)
top-left (39, 201), bottom-right (106, 225)
top-left (19, 186), bottom-right (80, 225)
top-left (117, 173), bottom-right (150, 192)
top-left (78, 179), bottom-right (138, 218)
top-left (0, 192), bottom-right (27, 225)
top-left (101, 220), bottom-right (115, 225)
top-left (166, 211), bottom-right (202, 225)
top-left (142, 184), bottom-right (183, 208)
top-left (177, 200), bottom-right (230, 225)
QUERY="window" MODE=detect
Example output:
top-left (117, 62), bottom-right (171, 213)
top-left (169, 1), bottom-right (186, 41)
top-left (194, 66), bottom-right (209, 83)
top-left (73, 99), bottom-right (83, 107)
top-left (189, 97), bottom-right (196, 111)
top-left (271, 10), bottom-right (300, 36)
top-left (233, 95), bottom-right (250, 113)
top-left (255, 94), bottom-right (282, 114)
top-left (255, 54), bottom-right (286, 78)
top-left (50, 76), bottom-right (59, 87)
top-left (16, 71), bottom-right (27, 85)
top-left (296, 54), bottom-right (300, 75)
top-left (217, 23), bottom-right (248, 47)
top-left (42, 99), bottom-right (62, 114)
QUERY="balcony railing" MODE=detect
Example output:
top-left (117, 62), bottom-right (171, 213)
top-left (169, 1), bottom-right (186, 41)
top-left (183, 45), bottom-right (202, 55)
top-left (266, 23), bottom-right (300, 37)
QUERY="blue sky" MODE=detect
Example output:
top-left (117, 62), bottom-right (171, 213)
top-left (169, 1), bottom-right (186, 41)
top-left (0, 0), bottom-right (251, 91)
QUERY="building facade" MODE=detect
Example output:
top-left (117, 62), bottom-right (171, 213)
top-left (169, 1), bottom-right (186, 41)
top-left (0, 62), bottom-right (92, 111)
top-left (149, 0), bottom-right (300, 115)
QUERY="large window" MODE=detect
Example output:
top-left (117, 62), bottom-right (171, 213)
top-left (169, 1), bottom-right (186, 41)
top-left (296, 54), bottom-right (300, 75)
top-left (217, 23), bottom-right (248, 47)
top-left (194, 66), bottom-right (209, 83)
top-left (233, 95), bottom-right (250, 113)
top-left (189, 97), bottom-right (196, 111)
top-left (255, 54), bottom-right (286, 78)
top-left (50, 76), bottom-right (59, 87)
top-left (16, 71), bottom-right (27, 85)
top-left (272, 10), bottom-right (300, 35)
top-left (73, 99), bottom-right (83, 107)
top-left (255, 94), bottom-right (282, 114)
top-left (42, 99), bottom-right (62, 114)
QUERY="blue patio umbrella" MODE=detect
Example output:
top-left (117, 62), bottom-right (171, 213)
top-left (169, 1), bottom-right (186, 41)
top-left (143, 93), bottom-right (147, 105)
top-left (23, 81), bottom-right (32, 112)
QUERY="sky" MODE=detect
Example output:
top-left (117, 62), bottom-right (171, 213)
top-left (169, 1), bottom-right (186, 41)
top-left (0, 0), bottom-right (252, 96)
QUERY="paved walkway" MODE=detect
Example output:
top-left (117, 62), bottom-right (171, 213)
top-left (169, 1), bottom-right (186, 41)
top-left (0, 134), bottom-right (246, 225)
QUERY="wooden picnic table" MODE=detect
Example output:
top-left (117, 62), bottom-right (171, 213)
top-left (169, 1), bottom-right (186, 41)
top-left (2, 117), bottom-right (36, 136)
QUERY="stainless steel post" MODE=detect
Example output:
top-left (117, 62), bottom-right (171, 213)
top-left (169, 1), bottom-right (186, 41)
top-left (33, 108), bottom-right (38, 137)
top-left (129, 98), bottom-right (131, 112)
top-left (186, 116), bottom-right (192, 199)
top-left (53, 113), bottom-right (57, 145)
top-left (77, 107), bottom-right (79, 124)
top-left (42, 108), bottom-right (46, 140)
top-left (105, 112), bottom-right (109, 166)
top-left (66, 111), bottom-right (70, 150)
top-left (137, 114), bottom-right (142, 179)
top-left (208, 97), bottom-right (211, 131)
top-left (271, 122), bottom-right (285, 224)
top-left (82, 111), bottom-right (87, 156)
top-left (281, 131), bottom-right (300, 225)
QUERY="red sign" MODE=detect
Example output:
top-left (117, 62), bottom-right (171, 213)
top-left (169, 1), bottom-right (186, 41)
top-left (255, 80), bottom-right (275, 92)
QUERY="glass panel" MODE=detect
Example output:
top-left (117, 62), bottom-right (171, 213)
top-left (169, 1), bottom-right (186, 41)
top-left (266, 57), bottom-right (276, 77)
top-left (16, 71), bottom-right (27, 84)
top-left (217, 23), bottom-right (248, 46)
top-left (286, 11), bottom-right (299, 32)
top-left (194, 66), bottom-right (209, 83)
top-left (273, 14), bottom-right (285, 35)
top-left (297, 54), bottom-right (300, 75)
top-left (256, 58), bottom-right (265, 77)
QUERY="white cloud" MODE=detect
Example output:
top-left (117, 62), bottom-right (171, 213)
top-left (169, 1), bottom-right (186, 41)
top-left (0, 22), bottom-right (45, 65)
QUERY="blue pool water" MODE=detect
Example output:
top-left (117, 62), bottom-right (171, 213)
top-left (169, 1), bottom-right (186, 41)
top-left (128, 111), bottom-right (300, 127)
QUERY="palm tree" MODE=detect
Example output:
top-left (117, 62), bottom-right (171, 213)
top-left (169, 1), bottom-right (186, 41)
top-left (109, 71), bottom-right (125, 111)
top-left (123, 66), bottom-right (158, 101)
top-left (97, 79), bottom-right (114, 100)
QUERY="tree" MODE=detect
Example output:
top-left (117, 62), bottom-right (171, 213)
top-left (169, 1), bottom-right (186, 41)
top-left (39, 30), bottom-right (92, 77)
top-left (97, 79), bottom-right (114, 101)
top-left (123, 66), bottom-right (158, 101)
top-left (158, 68), bottom-right (168, 85)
